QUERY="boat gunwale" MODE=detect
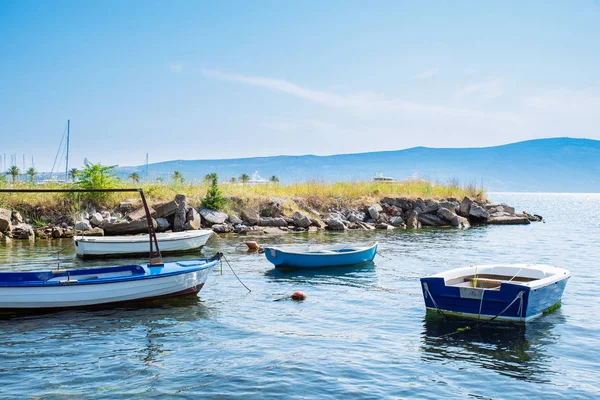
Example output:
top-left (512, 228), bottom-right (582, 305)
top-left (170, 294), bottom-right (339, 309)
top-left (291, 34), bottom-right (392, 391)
top-left (263, 242), bottom-right (378, 257)
top-left (74, 229), bottom-right (213, 244)
top-left (0, 259), bottom-right (219, 287)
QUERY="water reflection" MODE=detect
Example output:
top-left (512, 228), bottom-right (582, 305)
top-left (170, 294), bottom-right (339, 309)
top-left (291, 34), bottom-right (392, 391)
top-left (421, 311), bottom-right (563, 383)
top-left (264, 261), bottom-right (377, 288)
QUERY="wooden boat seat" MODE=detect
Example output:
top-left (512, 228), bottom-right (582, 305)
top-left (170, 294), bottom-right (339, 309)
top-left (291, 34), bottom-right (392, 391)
top-left (464, 277), bottom-right (502, 288)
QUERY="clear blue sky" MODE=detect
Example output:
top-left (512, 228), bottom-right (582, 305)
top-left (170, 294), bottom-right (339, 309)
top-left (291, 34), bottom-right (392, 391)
top-left (1, 0), bottom-right (599, 172)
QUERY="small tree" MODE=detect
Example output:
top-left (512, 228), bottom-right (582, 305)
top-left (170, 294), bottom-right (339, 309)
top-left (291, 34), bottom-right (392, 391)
top-left (172, 170), bottom-right (184, 183)
top-left (26, 167), bottom-right (37, 183)
top-left (230, 177), bottom-right (236, 184)
top-left (202, 173), bottom-right (227, 211)
top-left (128, 172), bottom-right (141, 183)
top-left (69, 167), bottom-right (79, 182)
top-left (76, 159), bottom-right (120, 201)
top-left (155, 177), bottom-right (164, 184)
top-left (239, 173), bottom-right (249, 185)
top-left (6, 166), bottom-right (20, 184)
top-left (269, 175), bottom-right (279, 183)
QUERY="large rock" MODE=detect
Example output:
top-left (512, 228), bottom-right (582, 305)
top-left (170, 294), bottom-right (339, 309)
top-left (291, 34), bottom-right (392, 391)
top-left (212, 223), bottom-right (234, 234)
top-left (418, 213), bottom-right (447, 227)
top-left (422, 202), bottom-right (440, 214)
top-left (437, 207), bottom-right (457, 223)
top-left (389, 216), bottom-right (405, 227)
top-left (0, 208), bottom-right (11, 233)
top-left (184, 208), bottom-right (201, 230)
top-left (458, 196), bottom-right (473, 218)
top-left (292, 211), bottom-right (311, 228)
top-left (405, 210), bottom-right (421, 229)
top-left (12, 211), bottom-right (23, 224)
top-left (488, 215), bottom-right (531, 225)
top-left (323, 214), bottom-right (346, 230)
top-left (241, 208), bottom-right (260, 226)
top-left (438, 201), bottom-right (459, 213)
top-left (229, 215), bottom-right (243, 225)
top-left (156, 217), bottom-right (171, 232)
top-left (200, 208), bottom-right (228, 226)
top-left (102, 218), bottom-right (158, 235)
top-left (258, 217), bottom-right (287, 227)
top-left (375, 222), bottom-right (394, 230)
top-left (368, 204), bottom-right (383, 220)
top-left (173, 194), bottom-right (188, 232)
top-left (346, 210), bottom-right (366, 223)
top-left (75, 220), bottom-right (93, 231)
top-left (469, 204), bottom-right (490, 221)
top-left (356, 221), bottom-right (375, 230)
top-left (118, 202), bottom-right (134, 212)
top-left (381, 197), bottom-right (414, 211)
top-left (261, 201), bottom-right (283, 218)
top-left (90, 212), bottom-right (104, 226)
top-left (75, 227), bottom-right (104, 236)
top-left (126, 206), bottom-right (156, 221)
top-left (451, 215), bottom-right (470, 228)
top-left (12, 224), bottom-right (34, 240)
top-left (154, 201), bottom-right (178, 218)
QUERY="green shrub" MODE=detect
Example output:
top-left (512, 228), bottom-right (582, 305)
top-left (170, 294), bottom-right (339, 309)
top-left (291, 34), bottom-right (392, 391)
top-left (202, 173), bottom-right (227, 210)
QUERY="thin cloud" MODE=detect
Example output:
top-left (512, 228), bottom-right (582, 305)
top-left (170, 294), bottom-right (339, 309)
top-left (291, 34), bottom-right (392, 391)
top-left (455, 79), bottom-right (505, 100)
top-left (201, 68), bottom-right (518, 122)
top-left (412, 67), bottom-right (439, 79)
top-left (168, 62), bottom-right (184, 73)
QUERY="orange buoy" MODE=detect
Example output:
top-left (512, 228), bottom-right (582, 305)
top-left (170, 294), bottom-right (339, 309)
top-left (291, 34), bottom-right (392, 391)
top-left (245, 241), bottom-right (260, 250)
top-left (291, 291), bottom-right (307, 301)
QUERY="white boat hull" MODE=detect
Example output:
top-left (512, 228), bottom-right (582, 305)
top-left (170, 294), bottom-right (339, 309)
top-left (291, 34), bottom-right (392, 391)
top-left (0, 258), bottom-right (218, 310)
top-left (74, 230), bottom-right (213, 258)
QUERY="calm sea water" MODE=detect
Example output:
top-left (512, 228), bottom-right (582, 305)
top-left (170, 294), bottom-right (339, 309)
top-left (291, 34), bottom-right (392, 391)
top-left (0, 193), bottom-right (598, 399)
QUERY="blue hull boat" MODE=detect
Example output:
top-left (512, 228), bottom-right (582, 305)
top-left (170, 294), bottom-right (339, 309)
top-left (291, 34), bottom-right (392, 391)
top-left (264, 242), bottom-right (377, 269)
top-left (420, 264), bottom-right (570, 322)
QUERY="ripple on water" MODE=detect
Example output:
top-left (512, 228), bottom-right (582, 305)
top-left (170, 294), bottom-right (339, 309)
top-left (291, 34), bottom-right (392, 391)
top-left (0, 193), bottom-right (599, 399)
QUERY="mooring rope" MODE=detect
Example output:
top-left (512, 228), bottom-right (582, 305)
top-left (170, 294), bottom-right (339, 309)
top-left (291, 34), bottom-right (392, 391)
top-left (221, 254), bottom-right (251, 293)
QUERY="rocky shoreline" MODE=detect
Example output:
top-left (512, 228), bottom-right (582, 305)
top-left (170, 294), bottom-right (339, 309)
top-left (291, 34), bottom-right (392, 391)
top-left (0, 194), bottom-right (542, 242)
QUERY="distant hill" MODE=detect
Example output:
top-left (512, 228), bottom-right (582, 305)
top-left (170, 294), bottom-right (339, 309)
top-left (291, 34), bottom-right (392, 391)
top-left (117, 138), bottom-right (600, 192)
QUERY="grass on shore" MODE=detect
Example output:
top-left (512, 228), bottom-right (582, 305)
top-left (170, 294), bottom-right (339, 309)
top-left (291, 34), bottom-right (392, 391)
top-left (0, 179), bottom-right (485, 216)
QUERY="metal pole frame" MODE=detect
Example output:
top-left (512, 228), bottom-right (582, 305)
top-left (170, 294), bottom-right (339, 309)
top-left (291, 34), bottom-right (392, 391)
top-left (0, 188), bottom-right (163, 266)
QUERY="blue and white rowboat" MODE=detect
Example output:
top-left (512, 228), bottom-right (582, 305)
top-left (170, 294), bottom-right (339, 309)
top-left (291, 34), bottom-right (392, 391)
top-left (264, 242), bottom-right (377, 268)
top-left (0, 254), bottom-right (221, 311)
top-left (420, 264), bottom-right (570, 322)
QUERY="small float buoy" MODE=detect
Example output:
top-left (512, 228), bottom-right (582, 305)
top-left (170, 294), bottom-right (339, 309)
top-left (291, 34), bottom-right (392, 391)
top-left (245, 241), bottom-right (260, 250)
top-left (291, 291), bottom-right (307, 301)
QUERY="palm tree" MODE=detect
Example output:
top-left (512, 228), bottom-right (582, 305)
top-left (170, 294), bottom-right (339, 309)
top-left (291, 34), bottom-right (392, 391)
top-left (204, 172), bottom-right (217, 184)
top-left (269, 175), bottom-right (279, 183)
top-left (128, 172), bottom-right (141, 183)
top-left (26, 167), bottom-right (37, 183)
top-left (239, 173), bottom-right (249, 185)
top-left (69, 167), bottom-right (79, 182)
top-left (155, 177), bottom-right (164, 184)
top-left (6, 166), bottom-right (20, 184)
top-left (172, 170), bottom-right (184, 183)
top-left (229, 177), bottom-right (236, 184)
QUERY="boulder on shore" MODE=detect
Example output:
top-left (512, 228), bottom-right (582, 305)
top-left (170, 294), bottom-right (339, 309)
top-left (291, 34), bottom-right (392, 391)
top-left (488, 215), bottom-right (531, 225)
top-left (102, 219), bottom-right (158, 235)
top-left (458, 196), bottom-right (473, 218)
top-left (469, 203), bottom-right (490, 221)
top-left (405, 210), bottom-right (421, 229)
top-left (126, 206), bottom-right (156, 221)
top-left (241, 208), bottom-right (260, 226)
top-left (0, 208), bottom-right (11, 233)
top-left (75, 220), bottom-right (93, 231)
top-left (418, 213), bottom-right (447, 227)
top-left (368, 204), bottom-right (383, 220)
top-left (12, 224), bottom-right (34, 240)
top-left (184, 208), bottom-right (202, 230)
top-left (200, 208), bottom-right (228, 225)
top-left (156, 217), bottom-right (171, 232)
top-left (154, 201), bottom-right (178, 218)
top-left (292, 211), bottom-right (311, 228)
top-left (258, 217), bottom-right (287, 227)
top-left (173, 194), bottom-right (188, 232)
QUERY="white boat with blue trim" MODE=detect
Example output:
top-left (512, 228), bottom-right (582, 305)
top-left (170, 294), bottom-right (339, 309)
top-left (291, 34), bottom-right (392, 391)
top-left (264, 242), bottom-right (377, 268)
top-left (420, 264), bottom-right (570, 322)
top-left (0, 253), bottom-right (221, 311)
top-left (74, 229), bottom-right (213, 258)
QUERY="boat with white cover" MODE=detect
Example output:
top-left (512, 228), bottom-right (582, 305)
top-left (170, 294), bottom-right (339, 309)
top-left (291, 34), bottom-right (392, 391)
top-left (420, 264), bottom-right (570, 322)
top-left (0, 254), bottom-right (221, 311)
top-left (74, 229), bottom-right (213, 258)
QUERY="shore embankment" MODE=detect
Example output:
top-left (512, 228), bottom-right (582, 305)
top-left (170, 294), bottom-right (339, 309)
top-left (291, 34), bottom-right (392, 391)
top-left (0, 180), bottom-right (541, 241)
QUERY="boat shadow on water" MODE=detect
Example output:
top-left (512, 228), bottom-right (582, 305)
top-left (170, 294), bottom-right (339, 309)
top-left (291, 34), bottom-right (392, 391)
top-left (420, 310), bottom-right (566, 383)
top-left (264, 261), bottom-right (377, 287)
top-left (0, 293), bottom-right (212, 322)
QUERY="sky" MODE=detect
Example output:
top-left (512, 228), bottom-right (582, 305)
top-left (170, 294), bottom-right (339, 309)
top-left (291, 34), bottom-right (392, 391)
top-left (1, 0), bottom-right (600, 172)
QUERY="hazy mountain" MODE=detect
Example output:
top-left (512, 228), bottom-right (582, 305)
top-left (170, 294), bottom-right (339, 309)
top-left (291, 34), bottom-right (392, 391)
top-left (117, 138), bottom-right (600, 192)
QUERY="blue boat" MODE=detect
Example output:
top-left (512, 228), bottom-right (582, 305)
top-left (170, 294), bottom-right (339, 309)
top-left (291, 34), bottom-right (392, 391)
top-left (263, 242), bottom-right (378, 268)
top-left (0, 254), bottom-right (222, 312)
top-left (420, 264), bottom-right (570, 322)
